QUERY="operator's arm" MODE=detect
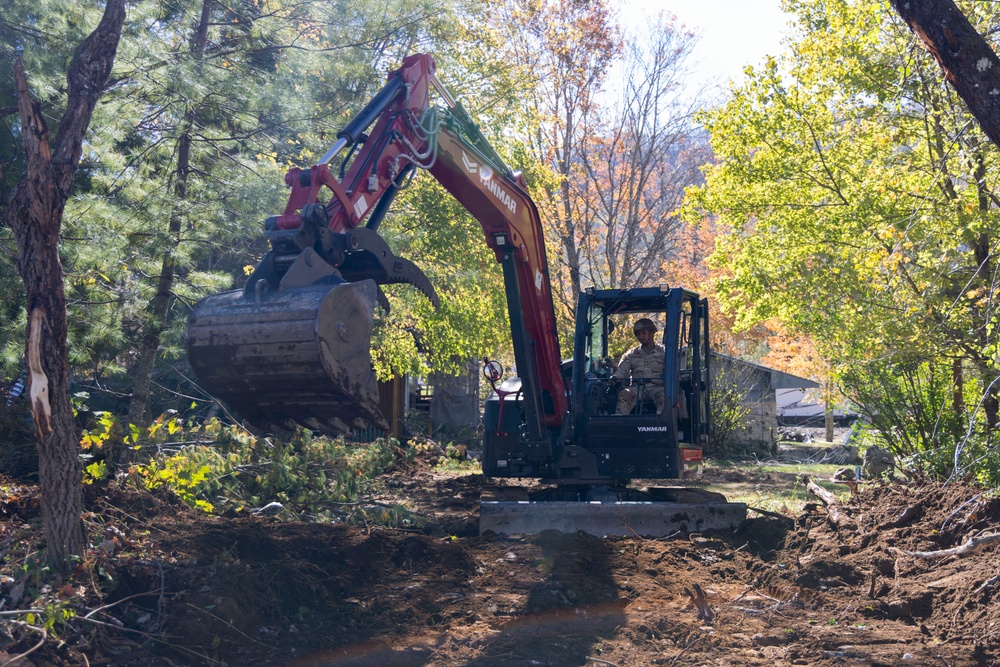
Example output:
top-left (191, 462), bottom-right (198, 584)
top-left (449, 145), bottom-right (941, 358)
top-left (611, 347), bottom-right (635, 381)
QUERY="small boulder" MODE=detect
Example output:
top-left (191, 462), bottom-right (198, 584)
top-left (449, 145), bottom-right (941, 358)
top-left (862, 446), bottom-right (894, 479)
top-left (753, 633), bottom-right (787, 646)
top-left (834, 467), bottom-right (857, 481)
top-left (887, 599), bottom-right (912, 620)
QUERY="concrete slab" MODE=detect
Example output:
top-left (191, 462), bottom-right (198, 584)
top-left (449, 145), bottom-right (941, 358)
top-left (479, 500), bottom-right (747, 537)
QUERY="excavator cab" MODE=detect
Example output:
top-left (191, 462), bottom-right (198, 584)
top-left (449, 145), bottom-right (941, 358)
top-left (480, 285), bottom-right (744, 537)
top-left (571, 286), bottom-right (709, 478)
top-left (482, 285), bottom-right (710, 483)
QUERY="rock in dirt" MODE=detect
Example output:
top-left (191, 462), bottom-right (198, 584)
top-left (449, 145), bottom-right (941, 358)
top-left (863, 446), bottom-right (894, 479)
top-left (887, 599), bottom-right (913, 619)
top-left (753, 632), bottom-right (791, 646)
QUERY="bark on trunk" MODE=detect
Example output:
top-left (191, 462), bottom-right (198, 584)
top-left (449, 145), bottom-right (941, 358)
top-left (890, 0), bottom-right (1000, 147)
top-left (557, 111), bottom-right (582, 318)
top-left (824, 382), bottom-right (834, 443)
top-left (953, 358), bottom-right (965, 420)
top-left (4, 0), bottom-right (126, 572)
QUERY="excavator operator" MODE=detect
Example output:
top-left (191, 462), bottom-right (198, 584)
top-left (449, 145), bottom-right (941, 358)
top-left (610, 318), bottom-right (666, 415)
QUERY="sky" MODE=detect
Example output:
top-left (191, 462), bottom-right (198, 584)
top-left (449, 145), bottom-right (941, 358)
top-left (620, 0), bottom-right (793, 91)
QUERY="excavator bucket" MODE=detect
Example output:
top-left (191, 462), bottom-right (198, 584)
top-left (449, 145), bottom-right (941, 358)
top-left (186, 280), bottom-right (386, 434)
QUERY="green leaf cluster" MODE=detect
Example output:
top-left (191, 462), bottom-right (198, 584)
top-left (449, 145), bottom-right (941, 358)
top-left (131, 416), bottom-right (412, 524)
top-left (687, 0), bottom-right (1000, 475)
top-left (374, 175), bottom-right (511, 379)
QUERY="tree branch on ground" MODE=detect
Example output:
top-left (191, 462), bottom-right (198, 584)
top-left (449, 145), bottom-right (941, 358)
top-left (892, 532), bottom-right (1000, 558)
top-left (804, 475), bottom-right (856, 530)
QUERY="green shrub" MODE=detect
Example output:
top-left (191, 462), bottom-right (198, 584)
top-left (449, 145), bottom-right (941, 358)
top-left (130, 417), bottom-right (409, 524)
top-left (434, 443), bottom-right (481, 473)
top-left (842, 358), bottom-right (993, 481)
top-left (708, 361), bottom-right (756, 458)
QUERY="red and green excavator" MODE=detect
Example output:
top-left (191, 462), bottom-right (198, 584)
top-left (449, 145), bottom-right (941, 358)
top-left (186, 54), bottom-right (746, 536)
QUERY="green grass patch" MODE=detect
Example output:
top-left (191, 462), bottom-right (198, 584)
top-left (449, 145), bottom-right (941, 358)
top-left (702, 460), bottom-right (851, 516)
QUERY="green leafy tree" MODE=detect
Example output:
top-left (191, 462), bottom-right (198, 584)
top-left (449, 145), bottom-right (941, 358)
top-left (687, 0), bottom-right (1000, 474)
top-left (62, 0), bottom-right (302, 439)
top-left (374, 176), bottom-right (511, 378)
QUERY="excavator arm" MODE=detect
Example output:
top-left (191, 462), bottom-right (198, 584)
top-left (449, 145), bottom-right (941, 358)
top-left (187, 54), bottom-right (566, 437)
top-left (428, 100), bottom-right (567, 440)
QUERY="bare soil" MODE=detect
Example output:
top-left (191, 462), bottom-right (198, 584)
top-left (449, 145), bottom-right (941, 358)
top-left (2, 457), bottom-right (999, 667)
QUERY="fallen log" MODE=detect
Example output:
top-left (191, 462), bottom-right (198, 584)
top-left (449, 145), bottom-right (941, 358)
top-left (893, 532), bottom-right (1000, 559)
top-left (804, 476), bottom-right (839, 505)
top-left (803, 475), bottom-right (855, 530)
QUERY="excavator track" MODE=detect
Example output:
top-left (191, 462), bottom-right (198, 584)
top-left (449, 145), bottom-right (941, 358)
top-left (186, 280), bottom-right (386, 434)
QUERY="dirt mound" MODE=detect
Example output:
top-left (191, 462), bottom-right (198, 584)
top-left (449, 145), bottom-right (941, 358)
top-left (769, 480), bottom-right (1000, 653)
top-left (2, 470), bottom-right (999, 666)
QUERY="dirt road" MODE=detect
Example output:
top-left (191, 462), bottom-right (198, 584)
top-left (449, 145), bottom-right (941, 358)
top-left (1, 462), bottom-right (998, 666)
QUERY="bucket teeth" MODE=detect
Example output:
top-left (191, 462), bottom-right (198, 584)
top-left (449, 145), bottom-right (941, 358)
top-left (381, 253), bottom-right (440, 309)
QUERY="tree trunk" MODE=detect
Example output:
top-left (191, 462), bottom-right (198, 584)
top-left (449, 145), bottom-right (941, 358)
top-left (890, 0), bottom-right (1000, 147)
top-left (125, 0), bottom-right (213, 435)
top-left (822, 378), bottom-right (834, 443)
top-left (953, 358), bottom-right (965, 419)
top-left (9, 119), bottom-right (83, 568)
top-left (123, 120), bottom-right (187, 434)
top-left (825, 403), bottom-right (835, 444)
top-left (984, 376), bottom-right (999, 429)
top-left (559, 172), bottom-right (581, 298)
top-left (4, 0), bottom-right (126, 572)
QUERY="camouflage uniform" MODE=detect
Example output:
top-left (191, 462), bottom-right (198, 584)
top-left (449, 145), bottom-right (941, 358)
top-left (613, 343), bottom-right (666, 414)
